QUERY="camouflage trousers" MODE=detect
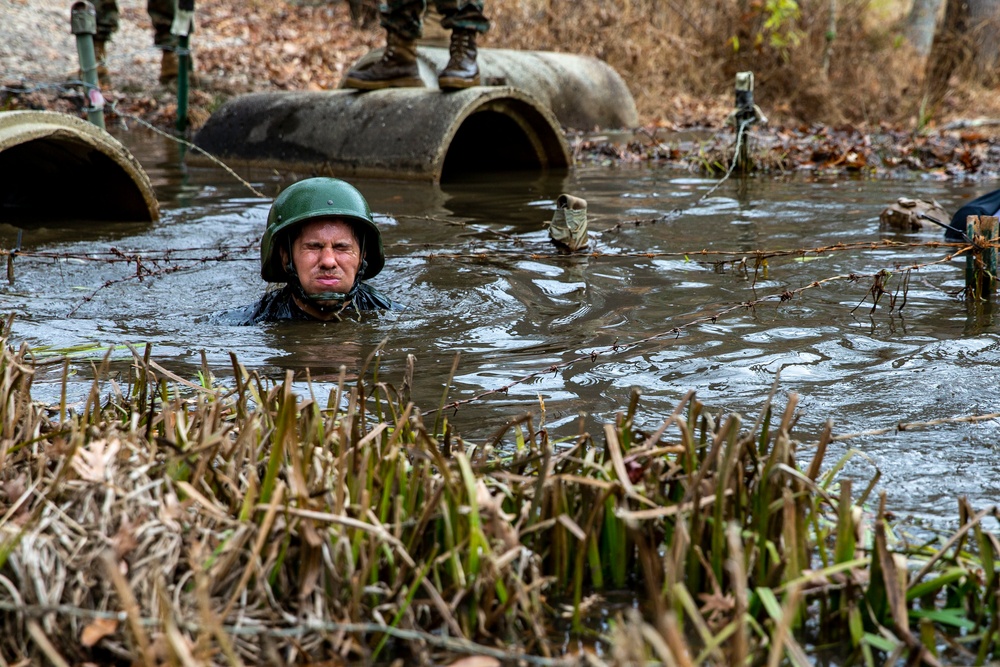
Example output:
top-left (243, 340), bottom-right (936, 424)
top-left (94, 0), bottom-right (178, 47)
top-left (380, 0), bottom-right (489, 41)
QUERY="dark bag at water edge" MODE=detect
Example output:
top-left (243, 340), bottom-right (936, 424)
top-left (945, 188), bottom-right (1000, 241)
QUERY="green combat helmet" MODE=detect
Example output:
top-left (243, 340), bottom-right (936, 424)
top-left (260, 177), bottom-right (385, 284)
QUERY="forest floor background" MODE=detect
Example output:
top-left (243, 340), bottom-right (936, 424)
top-left (2, 0), bottom-right (1000, 179)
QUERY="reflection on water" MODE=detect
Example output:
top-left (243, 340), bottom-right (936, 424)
top-left (5, 127), bottom-right (1000, 528)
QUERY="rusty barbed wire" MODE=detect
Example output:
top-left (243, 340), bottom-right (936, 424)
top-left (0, 600), bottom-right (573, 667)
top-left (8, 239), bottom-right (260, 316)
top-left (405, 239), bottom-right (971, 266)
top-left (0, 239), bottom-right (973, 266)
top-left (431, 247), bottom-right (971, 414)
top-left (832, 412), bottom-right (1000, 442)
top-left (0, 236), bottom-right (975, 320)
top-left (8, 246), bottom-right (257, 262)
top-left (105, 101), bottom-right (268, 199)
top-left (2, 66), bottom-right (268, 199)
top-left (66, 260), bottom-right (203, 317)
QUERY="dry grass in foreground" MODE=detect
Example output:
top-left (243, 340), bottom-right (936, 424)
top-left (2, 322), bottom-right (1000, 665)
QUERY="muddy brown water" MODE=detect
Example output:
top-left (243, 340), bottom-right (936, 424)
top-left (5, 127), bottom-right (1000, 529)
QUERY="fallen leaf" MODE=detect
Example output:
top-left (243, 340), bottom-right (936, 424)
top-left (2, 473), bottom-right (26, 504)
top-left (112, 516), bottom-right (139, 559)
top-left (445, 657), bottom-right (501, 667)
top-left (71, 439), bottom-right (121, 482)
top-left (80, 617), bottom-right (118, 647)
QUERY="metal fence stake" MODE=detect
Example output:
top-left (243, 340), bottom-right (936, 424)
top-left (70, 1), bottom-right (106, 130)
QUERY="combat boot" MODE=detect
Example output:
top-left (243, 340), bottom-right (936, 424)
top-left (437, 29), bottom-right (480, 90)
top-left (343, 31), bottom-right (423, 90)
top-left (159, 49), bottom-right (179, 84)
top-left (159, 49), bottom-right (197, 86)
top-left (93, 40), bottom-right (111, 87)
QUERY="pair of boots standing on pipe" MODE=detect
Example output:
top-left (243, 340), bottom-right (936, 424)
top-left (344, 0), bottom-right (489, 91)
top-left (91, 0), bottom-right (185, 87)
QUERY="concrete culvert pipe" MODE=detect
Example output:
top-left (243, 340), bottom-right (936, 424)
top-left (345, 47), bottom-right (640, 131)
top-left (193, 86), bottom-right (571, 183)
top-left (0, 111), bottom-right (159, 224)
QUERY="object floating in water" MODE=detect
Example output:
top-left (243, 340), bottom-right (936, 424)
top-left (548, 193), bottom-right (589, 252)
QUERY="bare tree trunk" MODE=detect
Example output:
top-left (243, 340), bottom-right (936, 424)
top-left (968, 0), bottom-right (1000, 81)
top-left (821, 0), bottom-right (837, 77)
top-left (922, 0), bottom-right (971, 112)
top-left (906, 0), bottom-right (944, 55)
top-left (923, 0), bottom-right (1000, 114)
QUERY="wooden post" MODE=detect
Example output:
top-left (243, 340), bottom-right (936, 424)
top-left (965, 215), bottom-right (999, 299)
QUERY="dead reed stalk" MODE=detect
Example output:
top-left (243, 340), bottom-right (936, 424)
top-left (0, 331), bottom-right (999, 665)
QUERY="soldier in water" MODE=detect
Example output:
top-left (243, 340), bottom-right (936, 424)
top-left (225, 177), bottom-right (397, 325)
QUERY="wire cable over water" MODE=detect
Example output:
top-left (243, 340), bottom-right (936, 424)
top-left (106, 103), bottom-right (267, 199)
top-left (2, 238), bottom-right (975, 318)
top-left (431, 248), bottom-right (971, 414)
top-left (7, 72), bottom-right (997, 449)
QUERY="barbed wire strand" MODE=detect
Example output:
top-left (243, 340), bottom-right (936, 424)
top-left (433, 250), bottom-right (967, 415)
top-left (0, 601), bottom-right (571, 667)
top-left (3, 72), bottom-right (749, 213)
top-left (832, 412), bottom-right (1000, 441)
top-left (106, 102), bottom-right (267, 199)
top-left (5, 53), bottom-right (270, 196)
top-left (0, 239), bottom-right (972, 265)
top-left (9, 71), bottom-right (1000, 447)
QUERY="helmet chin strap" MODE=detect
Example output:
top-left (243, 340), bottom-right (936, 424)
top-left (284, 236), bottom-right (368, 313)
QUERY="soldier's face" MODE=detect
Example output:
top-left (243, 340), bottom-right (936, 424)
top-left (288, 218), bottom-right (362, 295)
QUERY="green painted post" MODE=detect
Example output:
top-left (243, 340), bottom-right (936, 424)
top-left (70, 1), bottom-right (106, 131)
top-left (173, 0), bottom-right (195, 134)
top-left (965, 215), bottom-right (999, 299)
top-left (176, 34), bottom-right (190, 134)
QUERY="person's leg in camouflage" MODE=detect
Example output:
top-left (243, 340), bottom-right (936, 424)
top-left (343, 0), bottom-right (426, 90)
top-left (148, 0), bottom-right (181, 84)
top-left (92, 0), bottom-right (119, 86)
top-left (434, 0), bottom-right (488, 89)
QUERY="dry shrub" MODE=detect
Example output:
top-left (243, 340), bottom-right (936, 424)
top-left (485, 0), bottom-right (998, 128)
top-left (487, 0), bottom-right (730, 126)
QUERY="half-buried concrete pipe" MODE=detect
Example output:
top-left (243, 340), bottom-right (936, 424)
top-left (345, 46), bottom-right (640, 131)
top-left (193, 86), bottom-right (571, 183)
top-left (0, 111), bottom-right (159, 224)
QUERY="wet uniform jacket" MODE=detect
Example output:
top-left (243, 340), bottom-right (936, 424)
top-left (945, 189), bottom-right (1000, 241)
top-left (220, 282), bottom-right (396, 325)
